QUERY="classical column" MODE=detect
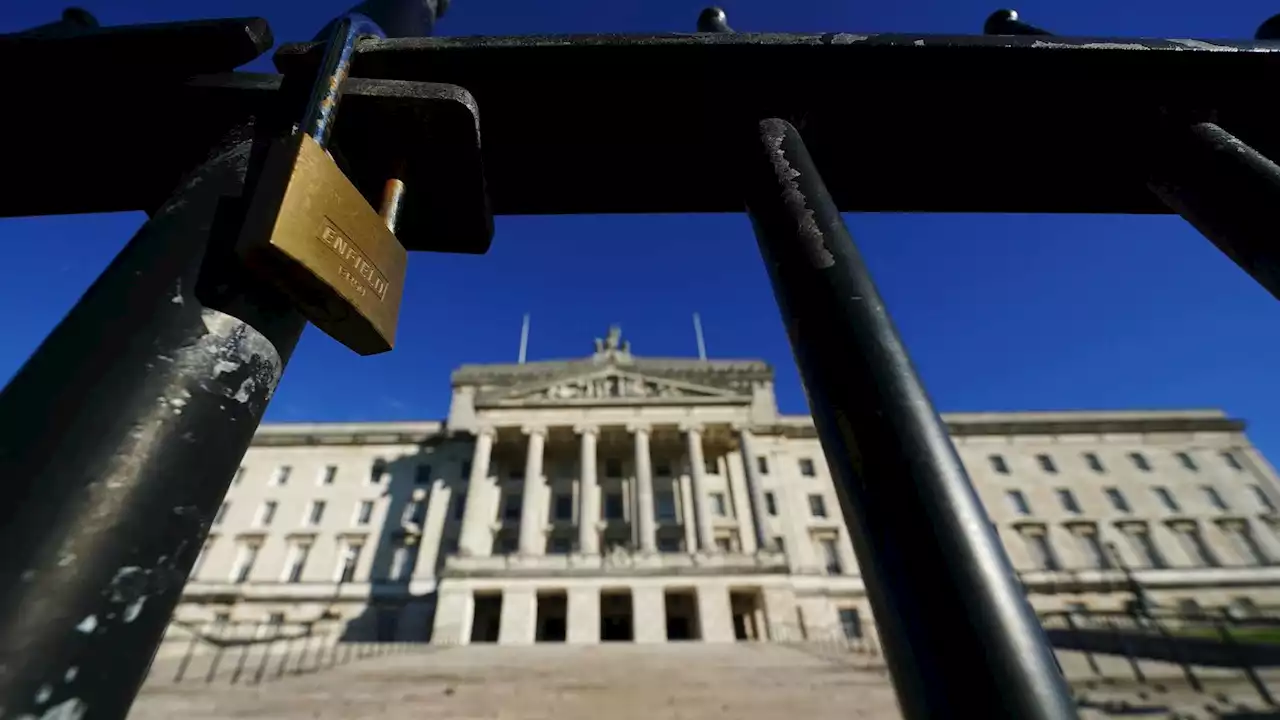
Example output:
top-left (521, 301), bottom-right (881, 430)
top-left (682, 423), bottom-right (715, 552)
top-left (518, 426), bottom-right (547, 556)
top-left (736, 427), bottom-right (770, 550)
top-left (459, 426), bottom-right (496, 557)
top-left (629, 423), bottom-right (658, 554)
top-left (575, 425), bottom-right (601, 555)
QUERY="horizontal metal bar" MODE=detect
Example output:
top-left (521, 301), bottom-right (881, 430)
top-left (0, 73), bottom-right (491, 254)
top-left (272, 31), bottom-right (1280, 216)
top-left (743, 116), bottom-right (1077, 719)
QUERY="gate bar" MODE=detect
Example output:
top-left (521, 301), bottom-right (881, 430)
top-left (984, 10), bottom-right (1280, 302)
top-left (741, 117), bottom-right (1078, 719)
top-left (0, 126), bottom-right (306, 718)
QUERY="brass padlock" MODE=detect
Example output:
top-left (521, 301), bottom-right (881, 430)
top-left (236, 16), bottom-right (407, 356)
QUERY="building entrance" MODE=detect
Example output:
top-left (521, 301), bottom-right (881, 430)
top-left (470, 593), bottom-right (502, 643)
top-left (600, 590), bottom-right (634, 642)
top-left (664, 590), bottom-right (700, 641)
top-left (730, 589), bottom-right (766, 641)
top-left (536, 591), bottom-right (568, 642)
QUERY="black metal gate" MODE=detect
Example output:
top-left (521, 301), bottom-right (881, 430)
top-left (4, 4), bottom-right (1280, 718)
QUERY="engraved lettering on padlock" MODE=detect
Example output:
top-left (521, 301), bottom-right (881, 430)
top-left (237, 133), bottom-right (407, 356)
top-left (319, 222), bottom-right (390, 300)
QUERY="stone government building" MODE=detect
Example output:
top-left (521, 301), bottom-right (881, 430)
top-left (174, 327), bottom-right (1280, 648)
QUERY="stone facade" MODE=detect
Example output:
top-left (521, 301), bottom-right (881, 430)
top-left (171, 328), bottom-right (1280, 651)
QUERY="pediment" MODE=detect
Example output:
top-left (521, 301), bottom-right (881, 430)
top-left (484, 368), bottom-right (745, 406)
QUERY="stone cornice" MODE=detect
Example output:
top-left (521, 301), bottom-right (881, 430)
top-left (452, 356), bottom-right (773, 387)
top-left (759, 410), bottom-right (1244, 439)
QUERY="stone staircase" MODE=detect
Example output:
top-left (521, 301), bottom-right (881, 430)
top-left (130, 643), bottom-right (902, 720)
top-left (129, 643), bottom-right (1280, 719)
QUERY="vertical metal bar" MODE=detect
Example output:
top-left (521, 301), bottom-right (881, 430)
top-left (174, 627), bottom-right (201, 683)
top-left (1217, 610), bottom-right (1275, 706)
top-left (275, 635), bottom-right (294, 679)
top-left (0, 125), bottom-right (306, 717)
top-left (252, 632), bottom-right (276, 685)
top-left (740, 117), bottom-right (1077, 720)
top-left (1147, 122), bottom-right (1280, 302)
top-left (299, 16), bottom-right (363, 149)
top-left (229, 623), bottom-right (258, 685)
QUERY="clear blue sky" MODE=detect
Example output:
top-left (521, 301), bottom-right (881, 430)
top-left (2, 0), bottom-right (1279, 463)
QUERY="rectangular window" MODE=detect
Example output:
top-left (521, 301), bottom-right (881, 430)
top-left (306, 501), bottom-right (326, 526)
top-left (553, 493), bottom-right (574, 521)
top-left (604, 492), bottom-right (625, 520)
top-left (1202, 486), bottom-right (1228, 511)
top-left (838, 608), bottom-right (862, 639)
top-left (1019, 527), bottom-right (1060, 571)
top-left (1120, 522), bottom-right (1166, 569)
top-left (1037, 454), bottom-right (1057, 474)
top-left (1105, 488), bottom-right (1131, 513)
top-left (764, 491), bottom-right (779, 516)
top-left (272, 466), bottom-right (292, 486)
top-left (257, 501), bottom-right (277, 527)
top-left (773, 536), bottom-right (786, 553)
top-left (711, 492), bottom-right (728, 517)
top-left (1177, 452), bottom-right (1198, 472)
top-left (1057, 488), bottom-right (1081, 515)
top-left (284, 542), bottom-right (311, 583)
top-left (756, 456), bottom-right (769, 475)
top-left (703, 456), bottom-right (718, 475)
top-left (403, 500), bottom-right (425, 526)
top-left (268, 612), bottom-right (285, 626)
top-left (496, 530), bottom-right (519, 554)
top-left (798, 458), bottom-right (816, 477)
top-left (508, 465), bottom-right (525, 480)
top-left (370, 459), bottom-right (387, 485)
top-left (819, 537), bottom-right (841, 574)
top-left (1129, 453), bottom-right (1151, 472)
top-left (1006, 490), bottom-right (1030, 516)
top-left (1219, 520), bottom-right (1268, 566)
top-left (214, 501), bottom-right (230, 526)
top-left (1222, 451), bottom-right (1245, 471)
top-left (1070, 524), bottom-right (1111, 569)
top-left (605, 459), bottom-right (623, 478)
top-left (336, 540), bottom-right (364, 583)
top-left (441, 534), bottom-right (460, 555)
top-left (356, 500), bottom-right (374, 526)
top-left (320, 465), bottom-right (337, 485)
top-left (654, 491), bottom-right (677, 521)
top-left (656, 535), bottom-right (682, 553)
top-left (1172, 522), bottom-right (1219, 567)
top-left (231, 542), bottom-right (260, 583)
top-left (502, 495), bottom-right (522, 521)
top-left (1084, 452), bottom-right (1105, 473)
top-left (714, 536), bottom-right (732, 553)
top-left (809, 494), bottom-right (828, 518)
top-left (460, 460), bottom-right (471, 479)
top-left (989, 454), bottom-right (1009, 475)
top-left (1252, 485), bottom-right (1276, 511)
top-left (415, 465), bottom-right (432, 485)
top-left (1154, 487), bottom-right (1180, 512)
top-left (451, 494), bottom-right (466, 521)
top-left (655, 461), bottom-right (672, 477)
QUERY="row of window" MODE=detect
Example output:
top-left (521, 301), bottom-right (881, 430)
top-left (1004, 483), bottom-right (1275, 518)
top-left (232, 453), bottom-right (825, 490)
top-left (1016, 518), bottom-right (1273, 571)
top-left (205, 535), bottom-right (392, 585)
top-left (989, 449), bottom-right (1246, 476)
top-left (214, 498), bottom-right (380, 529)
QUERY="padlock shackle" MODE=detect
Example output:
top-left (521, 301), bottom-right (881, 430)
top-left (299, 15), bottom-right (378, 150)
